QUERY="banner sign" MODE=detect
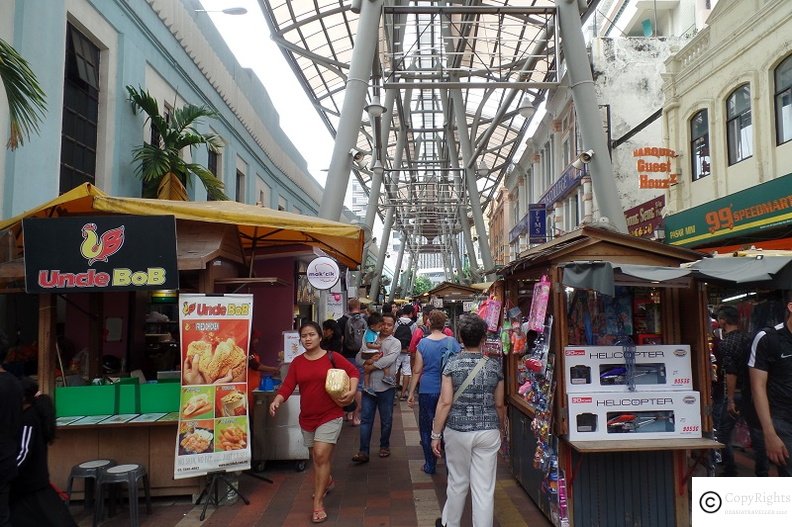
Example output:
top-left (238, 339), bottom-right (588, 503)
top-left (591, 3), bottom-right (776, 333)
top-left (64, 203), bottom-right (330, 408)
top-left (665, 172), bottom-right (792, 247)
top-left (174, 294), bottom-right (253, 479)
top-left (538, 164), bottom-right (584, 207)
top-left (23, 215), bottom-right (178, 293)
top-left (625, 196), bottom-right (665, 239)
top-left (528, 204), bottom-right (547, 244)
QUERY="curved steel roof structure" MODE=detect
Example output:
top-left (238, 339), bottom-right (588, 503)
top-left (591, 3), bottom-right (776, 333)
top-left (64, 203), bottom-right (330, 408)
top-left (259, 1), bottom-right (584, 273)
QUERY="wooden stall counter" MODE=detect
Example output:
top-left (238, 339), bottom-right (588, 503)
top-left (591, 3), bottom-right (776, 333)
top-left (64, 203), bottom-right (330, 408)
top-left (51, 419), bottom-right (203, 499)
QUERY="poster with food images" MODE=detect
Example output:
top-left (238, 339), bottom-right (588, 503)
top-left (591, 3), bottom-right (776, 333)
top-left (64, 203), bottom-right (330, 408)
top-left (174, 294), bottom-right (253, 479)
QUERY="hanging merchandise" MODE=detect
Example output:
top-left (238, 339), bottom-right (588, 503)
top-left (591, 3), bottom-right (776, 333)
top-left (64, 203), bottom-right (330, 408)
top-left (524, 316), bottom-right (554, 471)
top-left (478, 296), bottom-right (502, 332)
top-left (501, 319), bottom-right (512, 354)
top-left (527, 275), bottom-right (550, 332)
top-left (482, 333), bottom-right (503, 356)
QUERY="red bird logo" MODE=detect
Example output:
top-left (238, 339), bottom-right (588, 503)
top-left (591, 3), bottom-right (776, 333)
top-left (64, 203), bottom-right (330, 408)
top-left (80, 223), bottom-right (125, 265)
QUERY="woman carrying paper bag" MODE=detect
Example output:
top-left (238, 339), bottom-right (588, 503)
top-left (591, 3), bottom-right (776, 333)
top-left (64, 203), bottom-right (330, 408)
top-left (269, 322), bottom-right (358, 524)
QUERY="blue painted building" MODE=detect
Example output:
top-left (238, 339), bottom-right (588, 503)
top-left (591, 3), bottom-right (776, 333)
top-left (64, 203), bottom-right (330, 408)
top-left (0, 0), bottom-right (324, 216)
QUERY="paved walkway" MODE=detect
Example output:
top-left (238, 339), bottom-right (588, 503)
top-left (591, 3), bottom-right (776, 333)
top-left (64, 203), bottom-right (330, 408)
top-left (69, 399), bottom-right (551, 526)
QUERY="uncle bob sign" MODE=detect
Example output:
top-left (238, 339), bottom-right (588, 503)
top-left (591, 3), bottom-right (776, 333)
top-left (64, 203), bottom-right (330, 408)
top-left (306, 256), bottom-right (340, 290)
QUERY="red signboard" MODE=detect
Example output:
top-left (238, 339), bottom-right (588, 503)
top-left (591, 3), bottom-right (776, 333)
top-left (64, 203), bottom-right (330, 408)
top-left (625, 196), bottom-right (665, 239)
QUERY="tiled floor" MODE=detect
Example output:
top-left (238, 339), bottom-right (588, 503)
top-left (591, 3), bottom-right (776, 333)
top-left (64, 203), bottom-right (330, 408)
top-left (69, 399), bottom-right (552, 526)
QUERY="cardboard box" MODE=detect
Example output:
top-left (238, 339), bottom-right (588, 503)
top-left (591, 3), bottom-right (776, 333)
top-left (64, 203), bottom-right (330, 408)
top-left (567, 391), bottom-right (702, 441)
top-left (563, 345), bottom-right (693, 393)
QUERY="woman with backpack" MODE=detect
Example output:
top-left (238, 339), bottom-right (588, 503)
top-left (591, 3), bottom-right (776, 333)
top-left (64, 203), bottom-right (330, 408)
top-left (406, 310), bottom-right (461, 474)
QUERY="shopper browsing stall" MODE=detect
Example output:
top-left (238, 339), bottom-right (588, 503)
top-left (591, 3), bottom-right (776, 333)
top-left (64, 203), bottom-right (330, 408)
top-left (269, 322), bottom-right (359, 523)
top-left (431, 313), bottom-right (505, 527)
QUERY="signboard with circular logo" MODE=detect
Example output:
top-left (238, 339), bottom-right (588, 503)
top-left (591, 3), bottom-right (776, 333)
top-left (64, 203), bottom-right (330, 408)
top-left (306, 256), bottom-right (340, 290)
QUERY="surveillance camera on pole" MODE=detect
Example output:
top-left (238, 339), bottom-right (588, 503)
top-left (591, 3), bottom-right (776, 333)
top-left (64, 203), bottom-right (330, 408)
top-left (571, 149), bottom-right (595, 170)
top-left (349, 148), bottom-right (366, 166)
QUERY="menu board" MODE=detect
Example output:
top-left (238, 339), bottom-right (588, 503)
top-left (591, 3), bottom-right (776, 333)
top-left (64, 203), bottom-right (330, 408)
top-left (174, 294), bottom-right (253, 479)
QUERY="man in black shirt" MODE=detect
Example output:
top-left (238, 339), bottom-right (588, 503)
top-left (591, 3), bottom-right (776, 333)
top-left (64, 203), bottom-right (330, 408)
top-left (0, 344), bottom-right (23, 527)
top-left (749, 292), bottom-right (792, 476)
top-left (715, 305), bottom-right (767, 476)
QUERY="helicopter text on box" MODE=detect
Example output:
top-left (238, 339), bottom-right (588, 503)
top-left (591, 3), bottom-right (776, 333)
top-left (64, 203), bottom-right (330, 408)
top-left (564, 345), bottom-right (693, 393)
top-left (567, 391), bottom-right (702, 441)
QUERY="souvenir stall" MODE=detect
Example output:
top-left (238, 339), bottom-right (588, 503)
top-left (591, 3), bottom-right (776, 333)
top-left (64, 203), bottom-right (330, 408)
top-left (0, 184), bottom-right (363, 498)
top-left (498, 226), bottom-right (720, 527)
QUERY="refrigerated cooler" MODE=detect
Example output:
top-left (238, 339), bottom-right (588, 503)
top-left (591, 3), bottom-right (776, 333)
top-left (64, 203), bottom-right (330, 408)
top-left (251, 390), bottom-right (309, 472)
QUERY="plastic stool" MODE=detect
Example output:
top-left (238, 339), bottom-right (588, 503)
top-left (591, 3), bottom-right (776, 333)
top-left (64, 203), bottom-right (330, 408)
top-left (93, 463), bottom-right (152, 527)
top-left (66, 459), bottom-right (116, 509)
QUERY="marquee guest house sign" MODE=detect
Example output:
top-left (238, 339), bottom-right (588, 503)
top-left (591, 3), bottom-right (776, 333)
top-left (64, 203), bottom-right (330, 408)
top-left (634, 147), bottom-right (679, 189)
top-left (22, 215), bottom-right (179, 293)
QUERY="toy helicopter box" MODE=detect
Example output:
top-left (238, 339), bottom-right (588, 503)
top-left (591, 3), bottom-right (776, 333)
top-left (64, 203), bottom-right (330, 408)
top-left (563, 345), bottom-right (693, 393)
top-left (566, 391), bottom-right (702, 441)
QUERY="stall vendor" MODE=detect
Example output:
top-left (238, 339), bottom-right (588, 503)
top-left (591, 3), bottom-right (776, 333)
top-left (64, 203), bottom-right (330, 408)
top-left (248, 330), bottom-right (280, 399)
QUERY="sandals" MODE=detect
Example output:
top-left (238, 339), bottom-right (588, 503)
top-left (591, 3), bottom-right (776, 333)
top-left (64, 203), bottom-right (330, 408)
top-left (312, 476), bottom-right (335, 498)
top-left (378, 448), bottom-right (391, 458)
top-left (312, 509), bottom-right (328, 523)
top-left (352, 417), bottom-right (361, 426)
top-left (351, 452), bottom-right (370, 464)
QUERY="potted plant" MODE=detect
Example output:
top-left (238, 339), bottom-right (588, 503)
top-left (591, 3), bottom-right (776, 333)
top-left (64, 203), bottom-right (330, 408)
top-left (126, 85), bottom-right (228, 200)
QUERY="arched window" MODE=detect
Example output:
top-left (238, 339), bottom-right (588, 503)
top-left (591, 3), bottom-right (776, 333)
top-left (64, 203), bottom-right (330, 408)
top-left (775, 55), bottom-right (792, 145)
top-left (726, 84), bottom-right (752, 165)
top-left (690, 110), bottom-right (710, 180)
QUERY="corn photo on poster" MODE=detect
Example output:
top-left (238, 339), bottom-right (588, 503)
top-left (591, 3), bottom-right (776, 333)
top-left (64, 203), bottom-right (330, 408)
top-left (174, 294), bottom-right (253, 479)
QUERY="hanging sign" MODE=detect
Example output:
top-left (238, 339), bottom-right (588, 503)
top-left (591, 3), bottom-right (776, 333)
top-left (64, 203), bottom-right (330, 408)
top-left (306, 256), bottom-right (340, 290)
top-left (174, 294), bottom-right (253, 479)
top-left (625, 196), bottom-right (665, 239)
top-left (633, 147), bottom-right (679, 189)
top-left (22, 215), bottom-right (178, 293)
top-left (528, 204), bottom-right (547, 244)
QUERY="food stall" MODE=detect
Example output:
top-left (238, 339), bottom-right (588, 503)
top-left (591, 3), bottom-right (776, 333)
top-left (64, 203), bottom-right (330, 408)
top-left (499, 226), bottom-right (720, 527)
top-left (0, 183), bottom-right (363, 497)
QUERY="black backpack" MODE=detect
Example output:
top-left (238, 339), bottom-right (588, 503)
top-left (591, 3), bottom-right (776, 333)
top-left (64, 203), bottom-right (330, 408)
top-left (344, 313), bottom-right (367, 352)
top-left (393, 320), bottom-right (414, 350)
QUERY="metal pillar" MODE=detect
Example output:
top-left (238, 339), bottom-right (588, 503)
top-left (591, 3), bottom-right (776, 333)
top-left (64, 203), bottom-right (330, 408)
top-left (368, 206), bottom-right (394, 304)
top-left (364, 90), bottom-right (397, 230)
top-left (440, 89), bottom-right (481, 283)
top-left (450, 235), bottom-right (464, 283)
top-left (449, 88), bottom-right (495, 277)
top-left (319, 0), bottom-right (384, 221)
top-left (387, 233), bottom-right (406, 303)
top-left (557, 0), bottom-right (627, 233)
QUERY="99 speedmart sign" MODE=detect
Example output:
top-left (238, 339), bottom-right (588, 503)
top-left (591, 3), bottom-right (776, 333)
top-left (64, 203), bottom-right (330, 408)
top-left (23, 215), bottom-right (179, 293)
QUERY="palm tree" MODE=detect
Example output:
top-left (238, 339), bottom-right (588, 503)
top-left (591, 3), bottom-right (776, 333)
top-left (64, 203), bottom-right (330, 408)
top-left (0, 38), bottom-right (47, 150)
top-left (126, 85), bottom-right (228, 200)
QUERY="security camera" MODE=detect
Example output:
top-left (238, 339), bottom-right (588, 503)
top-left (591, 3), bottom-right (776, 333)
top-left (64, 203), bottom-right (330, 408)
top-left (571, 149), bottom-right (595, 170)
top-left (349, 148), bottom-right (365, 163)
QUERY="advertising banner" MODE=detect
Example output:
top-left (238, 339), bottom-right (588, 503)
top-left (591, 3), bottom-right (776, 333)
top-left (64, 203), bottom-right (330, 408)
top-left (528, 204), bottom-right (547, 244)
top-left (174, 294), bottom-right (253, 479)
top-left (22, 215), bottom-right (178, 293)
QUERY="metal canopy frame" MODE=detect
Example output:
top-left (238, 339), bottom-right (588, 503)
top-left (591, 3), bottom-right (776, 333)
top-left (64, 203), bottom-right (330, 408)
top-left (260, 0), bottom-right (562, 281)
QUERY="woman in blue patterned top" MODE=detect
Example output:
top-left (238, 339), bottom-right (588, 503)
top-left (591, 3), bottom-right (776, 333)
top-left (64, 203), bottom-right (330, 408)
top-left (431, 313), bottom-right (505, 527)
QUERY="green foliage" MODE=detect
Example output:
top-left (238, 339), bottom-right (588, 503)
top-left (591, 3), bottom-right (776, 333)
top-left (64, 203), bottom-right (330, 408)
top-left (126, 85), bottom-right (228, 200)
top-left (412, 275), bottom-right (432, 296)
top-left (0, 38), bottom-right (47, 150)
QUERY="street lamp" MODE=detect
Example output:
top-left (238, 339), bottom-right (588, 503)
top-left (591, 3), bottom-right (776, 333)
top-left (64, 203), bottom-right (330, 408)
top-left (195, 7), bottom-right (248, 15)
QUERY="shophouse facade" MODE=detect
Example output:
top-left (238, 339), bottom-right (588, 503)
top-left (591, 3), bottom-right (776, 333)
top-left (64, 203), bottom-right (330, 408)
top-left (494, 0), bottom-right (715, 260)
top-left (662, 0), bottom-right (792, 251)
top-left (0, 0), bottom-right (324, 217)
